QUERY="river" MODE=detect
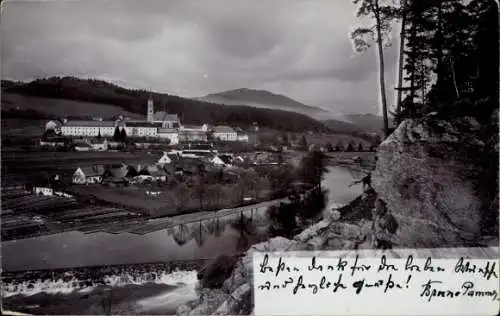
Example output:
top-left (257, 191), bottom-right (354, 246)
top-left (2, 166), bottom-right (362, 272)
top-left (1, 166), bottom-right (362, 314)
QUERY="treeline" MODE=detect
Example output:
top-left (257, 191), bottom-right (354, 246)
top-left (2, 77), bottom-right (333, 133)
top-left (324, 141), bottom-right (373, 152)
top-left (267, 151), bottom-right (329, 238)
top-left (351, 0), bottom-right (498, 136)
top-left (394, 0), bottom-right (499, 125)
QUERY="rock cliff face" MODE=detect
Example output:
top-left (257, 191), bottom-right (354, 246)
top-left (176, 208), bottom-right (373, 316)
top-left (372, 117), bottom-right (490, 248)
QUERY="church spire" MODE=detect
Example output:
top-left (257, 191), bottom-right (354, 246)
top-left (147, 94), bottom-right (154, 122)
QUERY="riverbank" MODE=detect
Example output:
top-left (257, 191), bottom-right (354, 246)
top-left (2, 274), bottom-right (198, 315)
top-left (1, 166), bottom-right (364, 314)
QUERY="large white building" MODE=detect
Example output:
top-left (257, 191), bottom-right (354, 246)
top-left (213, 126), bottom-right (237, 141)
top-left (60, 121), bottom-right (116, 137)
top-left (57, 97), bottom-right (244, 144)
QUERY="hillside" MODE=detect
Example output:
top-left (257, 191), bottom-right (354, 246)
top-left (335, 113), bottom-right (395, 133)
top-left (199, 88), bottom-right (326, 115)
top-left (1, 77), bottom-right (337, 133)
top-left (1, 93), bottom-right (143, 120)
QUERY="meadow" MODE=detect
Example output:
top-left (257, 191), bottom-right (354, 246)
top-left (2, 93), bottom-right (144, 119)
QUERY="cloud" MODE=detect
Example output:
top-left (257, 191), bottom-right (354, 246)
top-left (0, 0), bottom-right (400, 115)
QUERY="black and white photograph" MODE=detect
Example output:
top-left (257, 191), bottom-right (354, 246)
top-left (1, 0), bottom-right (498, 315)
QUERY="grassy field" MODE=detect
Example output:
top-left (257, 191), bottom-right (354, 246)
top-left (324, 151), bottom-right (376, 172)
top-left (1, 119), bottom-right (46, 137)
top-left (2, 93), bottom-right (144, 119)
top-left (66, 177), bottom-right (272, 218)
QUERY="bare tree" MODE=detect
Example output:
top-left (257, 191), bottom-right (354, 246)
top-left (177, 183), bottom-right (191, 211)
top-left (395, 0), bottom-right (408, 114)
top-left (352, 0), bottom-right (399, 138)
top-left (101, 289), bottom-right (113, 316)
top-left (193, 176), bottom-right (207, 210)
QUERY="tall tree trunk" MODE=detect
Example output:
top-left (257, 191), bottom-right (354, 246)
top-left (449, 57), bottom-right (460, 99)
top-left (435, 0), bottom-right (443, 78)
top-left (374, 0), bottom-right (389, 138)
top-left (421, 65), bottom-right (426, 102)
top-left (408, 9), bottom-right (418, 115)
top-left (396, 0), bottom-right (407, 115)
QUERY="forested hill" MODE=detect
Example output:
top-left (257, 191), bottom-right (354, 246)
top-left (1, 77), bottom-right (352, 133)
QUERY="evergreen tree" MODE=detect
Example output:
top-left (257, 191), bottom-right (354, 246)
top-left (346, 142), bottom-right (354, 152)
top-left (395, 0), bottom-right (498, 123)
top-left (97, 129), bottom-right (102, 141)
top-left (282, 134), bottom-right (289, 146)
top-left (325, 142), bottom-right (334, 152)
top-left (120, 128), bottom-right (127, 143)
top-left (335, 141), bottom-right (344, 152)
top-left (113, 126), bottom-right (120, 141)
top-left (357, 143), bottom-right (364, 152)
top-left (299, 135), bottom-right (308, 150)
top-left (299, 151), bottom-right (327, 189)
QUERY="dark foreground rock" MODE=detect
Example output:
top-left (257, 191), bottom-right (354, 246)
top-left (177, 209), bottom-right (372, 315)
top-left (197, 255), bottom-right (237, 289)
top-left (372, 117), bottom-right (491, 247)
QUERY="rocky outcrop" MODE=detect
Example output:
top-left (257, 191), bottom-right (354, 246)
top-left (177, 210), bottom-right (371, 316)
top-left (197, 255), bottom-right (237, 289)
top-left (372, 117), bottom-right (490, 248)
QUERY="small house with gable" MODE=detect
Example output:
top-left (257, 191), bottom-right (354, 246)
top-left (72, 165), bottom-right (105, 185)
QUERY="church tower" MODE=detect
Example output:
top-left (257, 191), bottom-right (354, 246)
top-left (147, 95), bottom-right (154, 122)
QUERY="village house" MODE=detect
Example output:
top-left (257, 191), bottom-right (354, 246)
top-left (31, 175), bottom-right (71, 197)
top-left (34, 186), bottom-right (53, 196)
top-left (175, 158), bottom-right (207, 177)
top-left (211, 154), bottom-right (233, 167)
top-left (101, 164), bottom-right (134, 187)
top-left (134, 165), bottom-right (168, 183)
top-left (188, 143), bottom-right (216, 151)
top-left (212, 126), bottom-right (237, 141)
top-left (237, 134), bottom-right (249, 142)
top-left (74, 142), bottom-right (92, 152)
top-left (179, 124), bottom-right (209, 142)
top-left (211, 156), bottom-right (226, 166)
top-left (158, 128), bottom-right (179, 145)
top-left (39, 136), bottom-right (66, 148)
top-left (233, 155), bottom-right (245, 165)
top-left (90, 138), bottom-right (108, 151)
top-left (157, 153), bottom-right (172, 165)
top-left (45, 120), bottom-right (63, 134)
top-left (181, 149), bottom-right (214, 159)
top-left (72, 166), bottom-right (106, 185)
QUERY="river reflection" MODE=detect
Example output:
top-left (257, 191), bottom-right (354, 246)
top-left (2, 166), bottom-right (361, 272)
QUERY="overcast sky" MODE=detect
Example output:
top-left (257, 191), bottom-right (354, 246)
top-left (1, 0), bottom-right (400, 116)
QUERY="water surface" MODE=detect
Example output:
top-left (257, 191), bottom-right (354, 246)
top-left (2, 166), bottom-right (361, 271)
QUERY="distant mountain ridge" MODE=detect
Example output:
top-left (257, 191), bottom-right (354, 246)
top-left (198, 88), bottom-right (329, 119)
top-left (0, 77), bottom-right (336, 133)
top-left (340, 113), bottom-right (394, 133)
